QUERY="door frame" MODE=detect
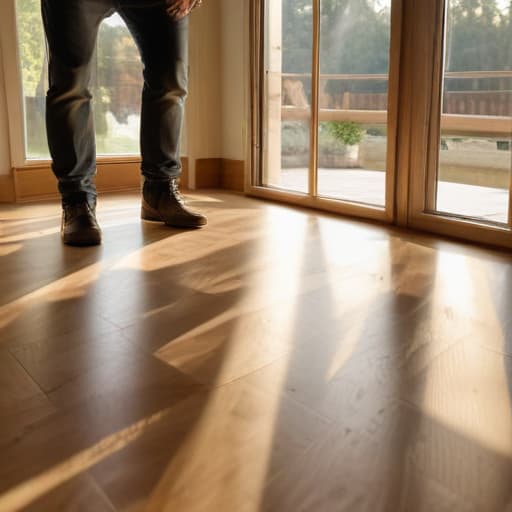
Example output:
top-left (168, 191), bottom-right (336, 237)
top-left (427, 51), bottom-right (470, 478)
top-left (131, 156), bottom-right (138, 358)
top-left (248, 0), bottom-right (404, 224)
top-left (404, 0), bottom-right (512, 249)
top-left (249, 0), bottom-right (512, 250)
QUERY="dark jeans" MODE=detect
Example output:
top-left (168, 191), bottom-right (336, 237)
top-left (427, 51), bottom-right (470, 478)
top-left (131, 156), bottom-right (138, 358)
top-left (41, 0), bottom-right (188, 205)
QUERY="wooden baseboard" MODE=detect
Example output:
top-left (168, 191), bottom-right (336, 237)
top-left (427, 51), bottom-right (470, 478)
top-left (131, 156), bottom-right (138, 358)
top-left (195, 158), bottom-right (222, 189)
top-left (0, 175), bottom-right (15, 202)
top-left (195, 158), bottom-right (244, 192)
top-left (6, 155), bottom-right (238, 203)
top-left (221, 159), bottom-right (245, 192)
top-left (11, 157), bottom-right (190, 202)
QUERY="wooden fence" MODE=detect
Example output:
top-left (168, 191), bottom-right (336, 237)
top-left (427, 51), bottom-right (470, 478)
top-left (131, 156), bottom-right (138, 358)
top-left (279, 72), bottom-right (512, 137)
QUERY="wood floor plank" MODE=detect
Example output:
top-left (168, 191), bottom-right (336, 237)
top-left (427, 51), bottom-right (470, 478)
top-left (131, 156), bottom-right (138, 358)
top-left (10, 329), bottom-right (138, 394)
top-left (0, 351), bottom-right (46, 411)
top-left (0, 351), bottom-right (57, 448)
top-left (1, 191), bottom-right (512, 511)
top-left (261, 401), bottom-right (512, 512)
top-left (133, 380), bottom-right (331, 512)
top-left (21, 474), bottom-right (116, 512)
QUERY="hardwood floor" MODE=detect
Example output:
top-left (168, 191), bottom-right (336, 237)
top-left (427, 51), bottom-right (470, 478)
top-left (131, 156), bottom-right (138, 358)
top-left (0, 191), bottom-right (511, 511)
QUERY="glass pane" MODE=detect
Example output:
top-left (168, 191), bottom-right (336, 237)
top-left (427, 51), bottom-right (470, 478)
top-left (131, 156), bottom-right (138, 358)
top-left (435, 0), bottom-right (512, 223)
top-left (16, 2), bottom-right (142, 159)
top-left (317, 0), bottom-right (391, 206)
top-left (95, 16), bottom-right (143, 154)
top-left (261, 0), bottom-right (313, 193)
top-left (16, 0), bottom-right (48, 158)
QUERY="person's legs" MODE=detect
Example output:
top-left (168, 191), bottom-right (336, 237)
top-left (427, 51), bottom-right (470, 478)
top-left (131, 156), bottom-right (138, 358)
top-left (118, 1), bottom-right (188, 180)
top-left (118, 2), bottom-right (206, 227)
top-left (42, 0), bottom-right (114, 206)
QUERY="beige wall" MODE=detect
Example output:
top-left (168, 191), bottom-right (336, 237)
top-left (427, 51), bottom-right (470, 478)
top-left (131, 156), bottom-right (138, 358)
top-left (0, 43), bottom-right (12, 176)
top-left (219, 0), bottom-right (248, 161)
top-left (186, 0), bottom-right (223, 187)
top-left (186, 0), bottom-right (250, 185)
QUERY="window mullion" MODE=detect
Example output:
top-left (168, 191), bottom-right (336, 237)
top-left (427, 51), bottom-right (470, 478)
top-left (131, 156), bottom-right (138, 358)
top-left (308, 0), bottom-right (320, 198)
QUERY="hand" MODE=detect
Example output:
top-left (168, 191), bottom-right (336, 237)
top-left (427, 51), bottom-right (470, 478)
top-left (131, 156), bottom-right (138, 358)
top-left (166, 0), bottom-right (203, 20)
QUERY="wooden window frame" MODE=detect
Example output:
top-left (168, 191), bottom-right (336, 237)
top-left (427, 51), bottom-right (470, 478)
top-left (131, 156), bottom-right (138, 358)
top-left (248, 0), bottom-right (403, 224)
top-left (405, 0), bottom-right (512, 249)
top-left (249, 0), bottom-right (512, 249)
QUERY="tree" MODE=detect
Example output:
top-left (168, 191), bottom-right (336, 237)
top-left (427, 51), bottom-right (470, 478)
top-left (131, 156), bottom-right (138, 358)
top-left (17, 0), bottom-right (46, 97)
top-left (282, 0), bottom-right (391, 96)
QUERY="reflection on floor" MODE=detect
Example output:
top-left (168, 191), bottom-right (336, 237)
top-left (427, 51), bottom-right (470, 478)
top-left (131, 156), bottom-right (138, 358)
top-left (0, 191), bottom-right (511, 511)
top-left (277, 168), bottom-right (509, 222)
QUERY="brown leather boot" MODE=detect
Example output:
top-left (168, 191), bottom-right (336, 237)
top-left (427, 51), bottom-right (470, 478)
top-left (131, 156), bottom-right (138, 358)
top-left (141, 178), bottom-right (207, 228)
top-left (61, 202), bottom-right (102, 246)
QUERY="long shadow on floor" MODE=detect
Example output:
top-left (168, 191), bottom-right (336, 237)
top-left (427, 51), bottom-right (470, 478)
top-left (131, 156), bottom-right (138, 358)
top-left (0, 199), bottom-right (270, 510)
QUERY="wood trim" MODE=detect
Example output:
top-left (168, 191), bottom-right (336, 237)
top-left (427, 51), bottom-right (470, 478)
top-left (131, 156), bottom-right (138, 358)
top-left (282, 107), bottom-right (387, 124)
top-left (410, 212), bottom-right (512, 250)
top-left (195, 158), bottom-right (222, 189)
top-left (309, 0), bottom-right (320, 198)
top-left (0, 174), bottom-right (15, 202)
top-left (393, 0), bottom-right (414, 227)
top-left (247, 184), bottom-right (388, 223)
top-left (11, 157), bottom-right (189, 202)
top-left (425, 0), bottom-right (445, 212)
top-left (384, 0), bottom-right (403, 224)
top-left (195, 158), bottom-right (245, 192)
top-left (406, 0), bottom-right (443, 222)
top-left (283, 108), bottom-right (512, 138)
top-left (221, 159), bottom-right (244, 192)
top-left (180, 157), bottom-right (190, 190)
top-left (282, 107), bottom-right (512, 137)
top-left (441, 114), bottom-right (512, 137)
top-left (249, 0), bottom-right (261, 192)
top-left (13, 161), bottom-right (141, 203)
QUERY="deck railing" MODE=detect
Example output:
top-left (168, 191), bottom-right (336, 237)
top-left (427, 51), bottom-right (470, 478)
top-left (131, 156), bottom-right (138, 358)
top-left (278, 72), bottom-right (512, 137)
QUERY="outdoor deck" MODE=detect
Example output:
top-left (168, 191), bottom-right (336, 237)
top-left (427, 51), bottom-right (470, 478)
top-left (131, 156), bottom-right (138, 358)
top-left (274, 168), bottom-right (509, 223)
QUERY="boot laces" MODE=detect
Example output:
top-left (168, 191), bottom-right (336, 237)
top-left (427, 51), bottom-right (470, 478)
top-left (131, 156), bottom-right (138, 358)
top-left (170, 179), bottom-right (185, 206)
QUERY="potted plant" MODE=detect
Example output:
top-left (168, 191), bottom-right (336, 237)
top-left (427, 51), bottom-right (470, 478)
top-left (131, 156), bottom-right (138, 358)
top-left (319, 121), bottom-right (365, 168)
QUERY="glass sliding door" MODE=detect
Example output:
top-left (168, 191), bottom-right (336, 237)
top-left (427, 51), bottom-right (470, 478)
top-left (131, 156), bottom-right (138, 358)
top-left (254, 0), bottom-right (512, 248)
top-left (261, 0), bottom-right (313, 193)
top-left (317, 0), bottom-right (392, 206)
top-left (433, 0), bottom-right (512, 223)
top-left (405, 0), bottom-right (512, 248)
top-left (258, 0), bottom-right (396, 217)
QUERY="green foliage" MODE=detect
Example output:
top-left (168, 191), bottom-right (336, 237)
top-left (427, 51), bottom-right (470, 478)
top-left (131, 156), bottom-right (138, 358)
top-left (448, 0), bottom-right (507, 72)
top-left (281, 121), bottom-right (310, 154)
top-left (17, 0), bottom-right (46, 97)
top-left (283, 0), bottom-right (512, 94)
top-left (324, 121), bottom-right (364, 146)
top-left (282, 0), bottom-right (391, 95)
top-left (281, 122), bottom-right (367, 157)
top-left (366, 127), bottom-right (386, 137)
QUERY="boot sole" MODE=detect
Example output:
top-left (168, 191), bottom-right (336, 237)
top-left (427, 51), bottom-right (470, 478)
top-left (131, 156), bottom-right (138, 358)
top-left (141, 203), bottom-right (207, 228)
top-left (62, 229), bottom-right (102, 246)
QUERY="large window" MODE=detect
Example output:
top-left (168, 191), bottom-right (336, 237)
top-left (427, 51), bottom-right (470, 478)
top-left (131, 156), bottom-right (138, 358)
top-left (316, 0), bottom-right (391, 206)
top-left (16, 0), bottom-right (143, 159)
top-left (253, 0), bottom-right (512, 247)
top-left (258, 0), bottom-right (396, 222)
top-left (434, 0), bottom-right (512, 223)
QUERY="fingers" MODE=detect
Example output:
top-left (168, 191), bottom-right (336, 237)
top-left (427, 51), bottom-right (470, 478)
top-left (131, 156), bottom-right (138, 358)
top-left (166, 0), bottom-right (203, 20)
top-left (166, 0), bottom-right (187, 19)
